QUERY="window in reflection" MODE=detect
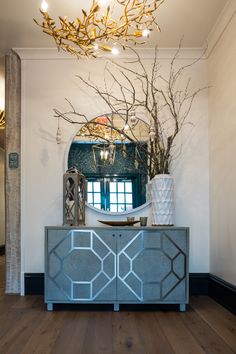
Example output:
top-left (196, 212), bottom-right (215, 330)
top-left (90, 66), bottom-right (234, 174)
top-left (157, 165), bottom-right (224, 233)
top-left (87, 181), bottom-right (102, 209)
top-left (86, 177), bottom-right (134, 212)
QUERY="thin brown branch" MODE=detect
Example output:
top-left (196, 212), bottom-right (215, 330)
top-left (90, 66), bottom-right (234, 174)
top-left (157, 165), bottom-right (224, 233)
top-left (54, 42), bottom-right (206, 176)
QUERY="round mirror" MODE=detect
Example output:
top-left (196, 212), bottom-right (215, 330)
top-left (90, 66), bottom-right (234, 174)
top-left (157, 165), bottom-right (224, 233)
top-left (68, 113), bottom-right (150, 213)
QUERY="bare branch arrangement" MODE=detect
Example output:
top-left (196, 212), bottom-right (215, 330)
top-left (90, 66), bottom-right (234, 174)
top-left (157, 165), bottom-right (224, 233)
top-left (54, 44), bottom-right (207, 179)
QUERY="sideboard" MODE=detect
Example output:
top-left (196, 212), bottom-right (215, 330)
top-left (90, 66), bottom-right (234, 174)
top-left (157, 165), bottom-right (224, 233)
top-left (45, 226), bottom-right (189, 311)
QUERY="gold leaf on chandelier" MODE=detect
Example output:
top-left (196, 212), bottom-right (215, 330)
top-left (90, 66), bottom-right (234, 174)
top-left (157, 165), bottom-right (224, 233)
top-left (134, 31), bottom-right (143, 37)
top-left (90, 28), bottom-right (97, 39)
top-left (92, 4), bottom-right (100, 13)
top-left (100, 45), bottom-right (112, 52)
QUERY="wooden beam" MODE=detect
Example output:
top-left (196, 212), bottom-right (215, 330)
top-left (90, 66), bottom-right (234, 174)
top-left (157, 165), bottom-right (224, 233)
top-left (5, 50), bottom-right (21, 293)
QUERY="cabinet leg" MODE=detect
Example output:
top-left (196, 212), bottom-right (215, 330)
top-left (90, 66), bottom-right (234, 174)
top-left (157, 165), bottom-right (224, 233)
top-left (47, 303), bottom-right (53, 311)
top-left (179, 304), bottom-right (186, 312)
top-left (114, 303), bottom-right (120, 312)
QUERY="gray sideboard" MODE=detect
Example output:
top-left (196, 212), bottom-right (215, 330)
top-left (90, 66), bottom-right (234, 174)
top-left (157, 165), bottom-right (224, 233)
top-left (45, 226), bottom-right (189, 311)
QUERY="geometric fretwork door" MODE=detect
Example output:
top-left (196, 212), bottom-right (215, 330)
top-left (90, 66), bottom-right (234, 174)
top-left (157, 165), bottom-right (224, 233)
top-left (117, 229), bottom-right (188, 303)
top-left (46, 229), bottom-right (116, 302)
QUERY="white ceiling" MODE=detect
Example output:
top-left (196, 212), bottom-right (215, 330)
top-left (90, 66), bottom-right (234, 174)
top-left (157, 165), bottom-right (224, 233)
top-left (0, 0), bottom-right (229, 56)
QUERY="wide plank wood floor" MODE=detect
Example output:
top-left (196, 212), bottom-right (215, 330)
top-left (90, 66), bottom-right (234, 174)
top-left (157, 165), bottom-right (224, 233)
top-left (0, 256), bottom-right (235, 354)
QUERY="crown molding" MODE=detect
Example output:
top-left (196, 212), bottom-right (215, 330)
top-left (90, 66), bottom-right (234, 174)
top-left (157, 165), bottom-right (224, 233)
top-left (13, 47), bottom-right (205, 61)
top-left (206, 0), bottom-right (236, 57)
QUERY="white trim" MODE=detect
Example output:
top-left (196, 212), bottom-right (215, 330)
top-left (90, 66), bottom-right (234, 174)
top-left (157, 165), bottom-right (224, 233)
top-left (20, 59), bottom-right (26, 295)
top-left (206, 0), bottom-right (236, 57)
top-left (20, 272), bottom-right (25, 296)
top-left (13, 47), bottom-right (205, 61)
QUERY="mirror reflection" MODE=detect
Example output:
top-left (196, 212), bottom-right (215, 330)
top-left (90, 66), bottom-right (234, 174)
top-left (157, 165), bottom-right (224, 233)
top-left (68, 113), bottom-right (149, 213)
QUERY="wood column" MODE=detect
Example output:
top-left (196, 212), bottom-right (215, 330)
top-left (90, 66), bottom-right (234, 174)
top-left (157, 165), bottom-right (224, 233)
top-left (5, 50), bottom-right (21, 293)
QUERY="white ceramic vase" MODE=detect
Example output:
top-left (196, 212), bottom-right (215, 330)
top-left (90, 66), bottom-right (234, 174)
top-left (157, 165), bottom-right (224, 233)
top-left (146, 180), bottom-right (152, 202)
top-left (151, 174), bottom-right (174, 225)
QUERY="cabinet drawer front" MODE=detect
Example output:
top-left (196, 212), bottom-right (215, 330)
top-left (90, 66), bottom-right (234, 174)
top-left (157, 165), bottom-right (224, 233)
top-left (117, 229), bottom-right (188, 302)
top-left (45, 229), bottom-right (116, 302)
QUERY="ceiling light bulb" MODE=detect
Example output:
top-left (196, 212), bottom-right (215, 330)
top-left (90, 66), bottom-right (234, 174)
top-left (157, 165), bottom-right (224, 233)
top-left (41, 0), bottom-right (48, 13)
top-left (111, 47), bottom-right (119, 55)
top-left (142, 29), bottom-right (150, 37)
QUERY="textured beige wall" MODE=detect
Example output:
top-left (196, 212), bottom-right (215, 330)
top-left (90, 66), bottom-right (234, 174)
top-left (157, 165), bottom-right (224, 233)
top-left (208, 13), bottom-right (236, 285)
top-left (18, 49), bottom-right (209, 280)
top-left (0, 148), bottom-right (5, 246)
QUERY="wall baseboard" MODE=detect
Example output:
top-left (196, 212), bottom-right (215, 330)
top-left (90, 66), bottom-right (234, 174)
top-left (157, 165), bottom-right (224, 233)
top-left (0, 245), bottom-right (5, 256)
top-left (24, 273), bottom-right (236, 314)
top-left (209, 274), bottom-right (236, 315)
top-left (24, 273), bottom-right (44, 295)
top-left (24, 273), bottom-right (209, 296)
top-left (189, 273), bottom-right (209, 296)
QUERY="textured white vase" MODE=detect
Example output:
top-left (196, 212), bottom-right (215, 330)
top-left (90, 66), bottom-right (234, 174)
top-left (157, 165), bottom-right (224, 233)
top-left (151, 174), bottom-right (174, 225)
top-left (146, 180), bottom-right (152, 202)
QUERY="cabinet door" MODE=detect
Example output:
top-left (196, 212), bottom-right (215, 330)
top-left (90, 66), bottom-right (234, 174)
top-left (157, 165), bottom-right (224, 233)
top-left (117, 229), bottom-right (188, 303)
top-left (45, 229), bottom-right (116, 302)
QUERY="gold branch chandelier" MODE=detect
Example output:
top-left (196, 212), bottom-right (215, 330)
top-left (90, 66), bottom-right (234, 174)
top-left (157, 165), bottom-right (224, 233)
top-left (34, 0), bottom-right (165, 58)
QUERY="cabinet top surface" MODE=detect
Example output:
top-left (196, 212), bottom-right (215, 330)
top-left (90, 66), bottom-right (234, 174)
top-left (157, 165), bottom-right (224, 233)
top-left (45, 226), bottom-right (189, 230)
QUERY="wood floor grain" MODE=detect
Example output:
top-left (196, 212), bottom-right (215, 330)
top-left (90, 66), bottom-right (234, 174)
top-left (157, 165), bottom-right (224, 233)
top-left (0, 256), bottom-right (235, 354)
